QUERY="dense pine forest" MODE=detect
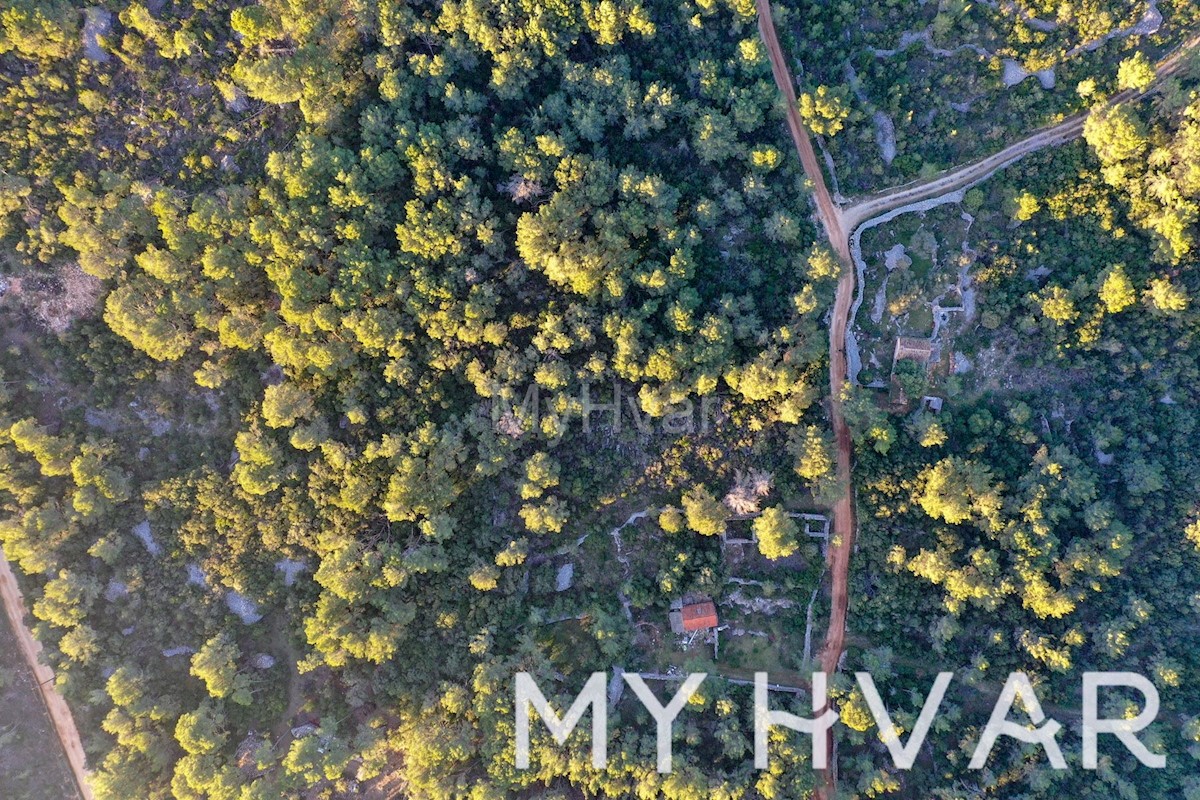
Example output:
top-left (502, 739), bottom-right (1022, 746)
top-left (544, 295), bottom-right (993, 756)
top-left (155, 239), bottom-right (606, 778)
top-left (1, 1), bottom-right (1199, 799)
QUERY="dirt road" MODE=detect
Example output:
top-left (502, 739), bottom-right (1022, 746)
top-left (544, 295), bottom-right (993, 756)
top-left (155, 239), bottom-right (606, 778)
top-left (841, 115), bottom-right (1084, 232)
top-left (755, 2), bottom-right (854, 796)
top-left (755, 7), bottom-right (1200, 792)
top-left (0, 549), bottom-right (93, 800)
top-left (755, 0), bottom-right (850, 261)
top-left (841, 32), bottom-right (1200, 232)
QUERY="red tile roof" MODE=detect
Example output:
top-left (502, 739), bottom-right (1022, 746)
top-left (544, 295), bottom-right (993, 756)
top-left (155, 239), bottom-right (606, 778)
top-left (680, 601), bottom-right (718, 631)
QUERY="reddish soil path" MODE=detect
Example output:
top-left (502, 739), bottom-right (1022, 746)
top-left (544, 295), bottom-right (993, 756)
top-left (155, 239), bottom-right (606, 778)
top-left (755, 2), bottom-right (855, 797)
top-left (755, 8), bottom-right (1200, 795)
top-left (754, 0), bottom-right (850, 261)
top-left (0, 549), bottom-right (93, 800)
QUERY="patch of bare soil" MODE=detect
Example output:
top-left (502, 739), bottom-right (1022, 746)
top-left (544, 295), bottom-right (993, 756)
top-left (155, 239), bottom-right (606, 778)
top-left (968, 329), bottom-right (1088, 395)
top-left (361, 771), bottom-right (410, 800)
top-left (26, 266), bottom-right (103, 331)
top-left (5, 264), bottom-right (103, 334)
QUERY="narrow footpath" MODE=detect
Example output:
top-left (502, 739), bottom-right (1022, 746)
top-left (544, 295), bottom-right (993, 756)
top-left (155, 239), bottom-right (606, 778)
top-left (0, 549), bottom-right (93, 800)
